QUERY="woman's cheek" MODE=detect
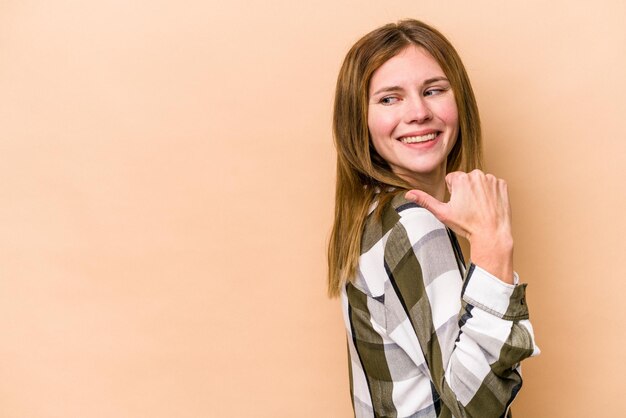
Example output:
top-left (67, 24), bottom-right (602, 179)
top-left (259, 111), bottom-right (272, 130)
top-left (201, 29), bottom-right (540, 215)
top-left (438, 99), bottom-right (459, 125)
top-left (380, 111), bottom-right (401, 136)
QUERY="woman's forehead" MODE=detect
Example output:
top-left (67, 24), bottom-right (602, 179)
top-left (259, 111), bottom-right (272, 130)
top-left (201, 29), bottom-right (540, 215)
top-left (369, 45), bottom-right (446, 94)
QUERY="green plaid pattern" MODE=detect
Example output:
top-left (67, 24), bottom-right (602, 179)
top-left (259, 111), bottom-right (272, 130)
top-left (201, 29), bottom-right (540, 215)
top-left (341, 195), bottom-right (539, 417)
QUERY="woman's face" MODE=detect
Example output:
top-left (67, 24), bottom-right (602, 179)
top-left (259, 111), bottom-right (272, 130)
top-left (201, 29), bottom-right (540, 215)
top-left (368, 45), bottom-right (459, 187)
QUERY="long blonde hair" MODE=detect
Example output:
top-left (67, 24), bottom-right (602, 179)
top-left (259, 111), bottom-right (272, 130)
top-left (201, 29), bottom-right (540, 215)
top-left (328, 19), bottom-right (483, 297)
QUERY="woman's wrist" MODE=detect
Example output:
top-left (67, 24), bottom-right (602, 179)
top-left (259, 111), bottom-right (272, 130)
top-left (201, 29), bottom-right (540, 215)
top-left (469, 233), bottom-right (514, 284)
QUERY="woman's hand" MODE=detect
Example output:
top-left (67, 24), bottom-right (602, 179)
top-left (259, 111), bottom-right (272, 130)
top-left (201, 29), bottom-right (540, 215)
top-left (405, 170), bottom-right (515, 284)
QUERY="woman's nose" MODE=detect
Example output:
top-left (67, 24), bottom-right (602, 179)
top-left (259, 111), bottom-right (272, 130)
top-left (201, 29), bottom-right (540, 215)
top-left (403, 97), bottom-right (433, 123)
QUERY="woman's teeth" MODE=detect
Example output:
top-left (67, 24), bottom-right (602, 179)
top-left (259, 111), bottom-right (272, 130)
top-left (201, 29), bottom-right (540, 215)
top-left (400, 133), bottom-right (437, 144)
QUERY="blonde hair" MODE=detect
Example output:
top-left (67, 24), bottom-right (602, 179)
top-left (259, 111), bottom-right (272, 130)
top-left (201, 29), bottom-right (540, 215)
top-left (328, 19), bottom-right (483, 297)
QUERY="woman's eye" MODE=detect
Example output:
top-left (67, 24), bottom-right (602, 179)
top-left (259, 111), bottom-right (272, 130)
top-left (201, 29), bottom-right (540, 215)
top-left (380, 96), bottom-right (399, 105)
top-left (424, 87), bottom-right (447, 97)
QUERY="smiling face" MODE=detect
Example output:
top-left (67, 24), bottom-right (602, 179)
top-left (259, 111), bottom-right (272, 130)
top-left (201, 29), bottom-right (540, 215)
top-left (368, 45), bottom-right (459, 190)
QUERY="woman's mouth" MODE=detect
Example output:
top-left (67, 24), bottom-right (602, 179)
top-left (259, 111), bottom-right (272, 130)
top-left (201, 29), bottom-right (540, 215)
top-left (400, 132), bottom-right (439, 144)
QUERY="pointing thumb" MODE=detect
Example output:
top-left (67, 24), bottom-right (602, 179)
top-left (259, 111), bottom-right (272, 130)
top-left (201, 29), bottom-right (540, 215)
top-left (405, 189), bottom-right (447, 221)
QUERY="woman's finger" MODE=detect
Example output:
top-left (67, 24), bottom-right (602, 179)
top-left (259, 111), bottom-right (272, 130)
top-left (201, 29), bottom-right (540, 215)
top-left (405, 190), bottom-right (448, 222)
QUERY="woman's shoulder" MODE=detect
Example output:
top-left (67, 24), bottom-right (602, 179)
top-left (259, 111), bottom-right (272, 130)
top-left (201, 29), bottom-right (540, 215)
top-left (363, 193), bottom-right (443, 246)
top-left (391, 194), bottom-right (446, 244)
top-left (354, 192), bottom-right (446, 297)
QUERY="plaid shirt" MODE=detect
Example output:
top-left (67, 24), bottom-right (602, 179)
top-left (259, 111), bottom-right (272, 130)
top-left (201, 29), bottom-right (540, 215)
top-left (341, 194), bottom-right (540, 417)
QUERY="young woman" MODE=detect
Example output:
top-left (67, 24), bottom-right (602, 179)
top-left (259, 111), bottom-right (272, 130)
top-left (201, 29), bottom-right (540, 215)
top-left (328, 20), bottom-right (539, 417)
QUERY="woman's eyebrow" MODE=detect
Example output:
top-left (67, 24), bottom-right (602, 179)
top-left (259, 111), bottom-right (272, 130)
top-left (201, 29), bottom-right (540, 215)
top-left (371, 77), bottom-right (450, 96)
top-left (371, 85), bottom-right (404, 96)
top-left (423, 76), bottom-right (449, 85)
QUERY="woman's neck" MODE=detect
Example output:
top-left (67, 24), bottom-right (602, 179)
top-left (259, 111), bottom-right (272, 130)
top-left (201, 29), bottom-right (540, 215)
top-left (399, 171), bottom-right (447, 201)
top-left (415, 178), bottom-right (446, 201)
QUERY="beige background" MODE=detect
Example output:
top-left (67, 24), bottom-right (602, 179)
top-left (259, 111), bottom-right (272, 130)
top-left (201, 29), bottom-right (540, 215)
top-left (1, 1), bottom-right (625, 417)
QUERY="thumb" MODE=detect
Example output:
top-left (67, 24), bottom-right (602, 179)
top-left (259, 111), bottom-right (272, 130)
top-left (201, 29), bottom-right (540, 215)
top-left (404, 189), bottom-right (448, 220)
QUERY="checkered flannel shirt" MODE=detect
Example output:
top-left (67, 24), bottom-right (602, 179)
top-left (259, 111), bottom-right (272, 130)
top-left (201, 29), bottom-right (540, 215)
top-left (341, 194), bottom-right (540, 417)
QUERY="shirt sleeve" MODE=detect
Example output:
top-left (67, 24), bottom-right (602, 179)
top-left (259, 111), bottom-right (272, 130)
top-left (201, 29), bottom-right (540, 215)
top-left (384, 208), bottom-right (540, 418)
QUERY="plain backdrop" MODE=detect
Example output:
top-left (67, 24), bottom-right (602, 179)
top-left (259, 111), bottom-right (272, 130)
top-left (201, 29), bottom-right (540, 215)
top-left (1, 1), bottom-right (625, 417)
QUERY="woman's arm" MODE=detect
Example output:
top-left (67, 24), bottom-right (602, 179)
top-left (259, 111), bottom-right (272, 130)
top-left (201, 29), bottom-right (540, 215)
top-left (395, 170), bottom-right (539, 416)
top-left (383, 207), bottom-right (538, 417)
